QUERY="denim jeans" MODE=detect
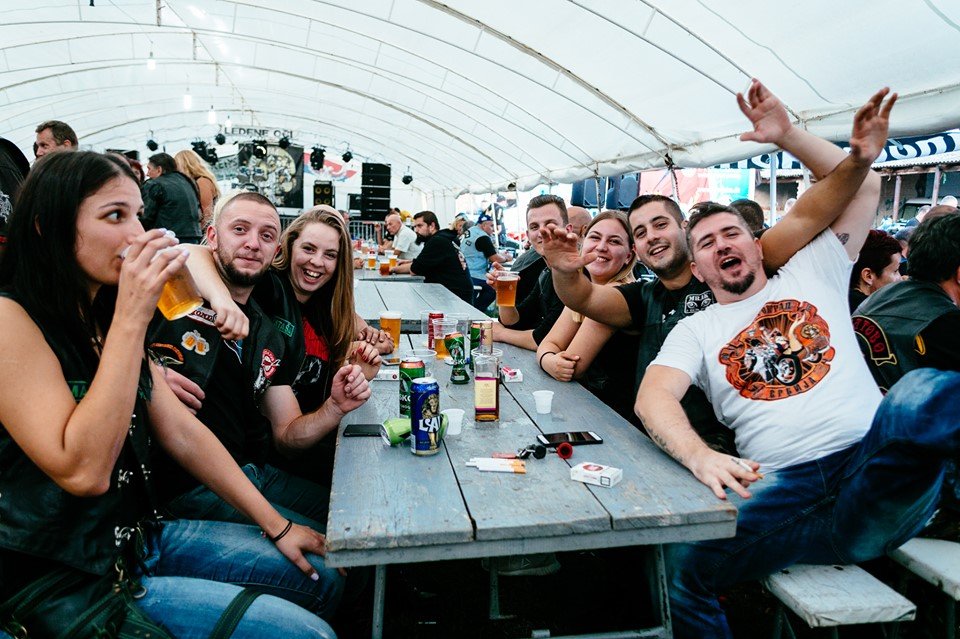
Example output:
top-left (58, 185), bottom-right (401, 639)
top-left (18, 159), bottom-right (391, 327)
top-left (167, 463), bottom-right (331, 531)
top-left (472, 277), bottom-right (495, 312)
top-left (135, 519), bottom-right (339, 637)
top-left (667, 368), bottom-right (960, 639)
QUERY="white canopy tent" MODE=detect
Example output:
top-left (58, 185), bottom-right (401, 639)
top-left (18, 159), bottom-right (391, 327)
top-left (2, 0), bottom-right (960, 207)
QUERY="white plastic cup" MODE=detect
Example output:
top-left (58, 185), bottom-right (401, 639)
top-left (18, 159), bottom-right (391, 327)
top-left (441, 408), bottom-right (465, 436)
top-left (532, 390), bottom-right (554, 415)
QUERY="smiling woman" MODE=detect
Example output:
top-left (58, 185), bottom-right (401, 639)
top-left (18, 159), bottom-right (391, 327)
top-left (536, 211), bottom-right (642, 426)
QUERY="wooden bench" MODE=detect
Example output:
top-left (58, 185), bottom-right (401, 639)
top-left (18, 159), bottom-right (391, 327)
top-left (890, 537), bottom-right (960, 639)
top-left (764, 564), bottom-right (915, 638)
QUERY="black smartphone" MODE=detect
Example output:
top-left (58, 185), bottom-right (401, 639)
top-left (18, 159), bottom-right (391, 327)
top-left (536, 431), bottom-right (603, 446)
top-left (343, 423), bottom-right (382, 437)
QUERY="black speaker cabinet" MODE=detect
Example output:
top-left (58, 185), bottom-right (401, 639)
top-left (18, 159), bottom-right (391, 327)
top-left (360, 163), bottom-right (391, 219)
top-left (313, 181), bottom-right (334, 207)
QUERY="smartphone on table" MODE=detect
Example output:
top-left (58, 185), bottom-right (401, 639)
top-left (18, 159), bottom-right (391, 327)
top-left (536, 431), bottom-right (603, 446)
top-left (343, 423), bottom-right (382, 437)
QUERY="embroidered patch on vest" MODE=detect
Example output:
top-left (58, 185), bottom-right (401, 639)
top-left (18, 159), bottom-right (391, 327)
top-left (181, 330), bottom-right (210, 355)
top-left (852, 316), bottom-right (898, 367)
top-left (186, 306), bottom-right (217, 326)
top-left (273, 317), bottom-right (295, 338)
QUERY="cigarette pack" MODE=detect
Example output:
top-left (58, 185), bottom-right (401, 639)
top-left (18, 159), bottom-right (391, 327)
top-left (466, 458), bottom-right (527, 474)
top-left (374, 368), bottom-right (400, 381)
top-left (570, 462), bottom-right (622, 488)
top-left (501, 366), bottom-right (523, 383)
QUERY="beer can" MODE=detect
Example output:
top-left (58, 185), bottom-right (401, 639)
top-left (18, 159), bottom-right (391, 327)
top-left (380, 417), bottom-right (411, 446)
top-left (427, 312), bottom-right (444, 350)
top-left (445, 332), bottom-right (469, 384)
top-left (479, 319), bottom-right (494, 354)
top-left (399, 357), bottom-right (425, 418)
top-left (410, 377), bottom-right (442, 456)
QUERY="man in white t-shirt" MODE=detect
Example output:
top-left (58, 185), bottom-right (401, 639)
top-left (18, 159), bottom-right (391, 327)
top-left (637, 89), bottom-right (960, 638)
top-left (378, 212), bottom-right (422, 260)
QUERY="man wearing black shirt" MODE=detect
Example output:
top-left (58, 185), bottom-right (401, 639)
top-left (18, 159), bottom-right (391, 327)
top-left (392, 210), bottom-right (473, 302)
top-left (150, 193), bottom-right (371, 530)
top-left (543, 80), bottom-right (886, 450)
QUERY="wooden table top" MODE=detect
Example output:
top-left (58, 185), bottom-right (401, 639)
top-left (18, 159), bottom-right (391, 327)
top-left (324, 336), bottom-right (736, 568)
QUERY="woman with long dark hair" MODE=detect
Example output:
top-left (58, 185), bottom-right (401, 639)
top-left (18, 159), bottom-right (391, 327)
top-left (0, 151), bottom-right (339, 638)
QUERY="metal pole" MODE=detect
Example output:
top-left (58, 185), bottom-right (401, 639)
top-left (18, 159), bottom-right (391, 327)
top-left (892, 174), bottom-right (902, 221)
top-left (769, 152), bottom-right (779, 226)
top-left (931, 165), bottom-right (942, 206)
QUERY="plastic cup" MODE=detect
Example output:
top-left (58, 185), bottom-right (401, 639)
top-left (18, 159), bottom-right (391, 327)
top-left (366, 252), bottom-right (377, 270)
top-left (389, 255), bottom-right (397, 268)
top-left (431, 318), bottom-right (458, 359)
top-left (399, 349), bottom-right (435, 376)
top-left (495, 272), bottom-right (520, 307)
top-left (532, 390), bottom-right (554, 415)
top-left (441, 408), bottom-right (465, 436)
top-left (379, 311), bottom-right (402, 350)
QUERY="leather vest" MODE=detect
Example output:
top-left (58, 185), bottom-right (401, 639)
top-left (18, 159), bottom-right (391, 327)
top-left (461, 225), bottom-right (492, 277)
top-left (0, 293), bottom-right (154, 576)
top-left (853, 279), bottom-right (957, 393)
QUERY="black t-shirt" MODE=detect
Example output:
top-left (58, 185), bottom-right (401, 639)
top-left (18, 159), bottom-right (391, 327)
top-left (511, 251), bottom-right (547, 305)
top-left (617, 277), bottom-right (736, 454)
top-left (475, 234), bottom-right (496, 258)
top-left (579, 324), bottom-right (641, 427)
top-left (848, 288), bottom-right (868, 313)
top-left (511, 267), bottom-right (565, 345)
top-left (411, 230), bottom-right (474, 302)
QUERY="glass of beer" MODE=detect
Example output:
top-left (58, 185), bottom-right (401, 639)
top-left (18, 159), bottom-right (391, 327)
top-left (379, 311), bottom-right (402, 351)
top-left (388, 254), bottom-right (397, 268)
top-left (431, 318), bottom-right (457, 359)
top-left (379, 259), bottom-right (391, 276)
top-left (495, 272), bottom-right (520, 307)
top-left (366, 252), bottom-right (377, 270)
top-left (158, 261), bottom-right (203, 320)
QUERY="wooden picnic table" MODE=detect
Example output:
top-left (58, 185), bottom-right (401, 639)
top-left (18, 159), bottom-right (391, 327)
top-left (354, 267), bottom-right (425, 282)
top-left (325, 336), bottom-right (737, 638)
top-left (354, 280), bottom-right (489, 333)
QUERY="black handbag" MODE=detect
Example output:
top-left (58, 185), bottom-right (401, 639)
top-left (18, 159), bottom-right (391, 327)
top-left (1, 558), bottom-right (261, 639)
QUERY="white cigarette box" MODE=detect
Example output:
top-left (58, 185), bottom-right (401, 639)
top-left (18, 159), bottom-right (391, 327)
top-left (570, 462), bottom-right (622, 488)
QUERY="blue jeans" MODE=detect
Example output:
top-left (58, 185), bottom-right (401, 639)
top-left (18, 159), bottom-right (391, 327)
top-left (167, 463), bottom-right (330, 532)
top-left (135, 519), bottom-right (339, 637)
top-left (667, 368), bottom-right (960, 639)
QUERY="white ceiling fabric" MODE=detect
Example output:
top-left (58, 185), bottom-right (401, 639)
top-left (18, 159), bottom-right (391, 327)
top-left (2, 0), bottom-right (959, 195)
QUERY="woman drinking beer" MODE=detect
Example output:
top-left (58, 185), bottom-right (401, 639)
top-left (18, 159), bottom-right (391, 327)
top-left (536, 211), bottom-right (641, 425)
top-left (0, 151), bottom-right (339, 637)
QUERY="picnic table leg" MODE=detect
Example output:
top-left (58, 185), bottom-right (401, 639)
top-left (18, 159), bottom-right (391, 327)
top-left (649, 545), bottom-right (673, 636)
top-left (371, 564), bottom-right (386, 639)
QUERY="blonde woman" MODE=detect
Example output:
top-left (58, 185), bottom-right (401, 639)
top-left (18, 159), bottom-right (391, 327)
top-left (536, 211), bottom-right (641, 424)
top-left (175, 149), bottom-right (221, 228)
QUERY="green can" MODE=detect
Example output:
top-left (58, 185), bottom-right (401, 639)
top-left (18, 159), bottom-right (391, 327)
top-left (399, 357), bottom-right (425, 417)
top-left (381, 417), bottom-right (411, 446)
top-left (445, 332), bottom-right (469, 385)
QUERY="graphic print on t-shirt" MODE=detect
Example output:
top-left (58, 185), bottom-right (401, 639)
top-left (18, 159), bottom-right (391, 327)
top-left (719, 299), bottom-right (835, 401)
top-left (294, 317), bottom-right (330, 390)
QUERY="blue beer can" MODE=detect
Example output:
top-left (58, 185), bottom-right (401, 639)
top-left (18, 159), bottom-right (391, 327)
top-left (410, 377), bottom-right (442, 456)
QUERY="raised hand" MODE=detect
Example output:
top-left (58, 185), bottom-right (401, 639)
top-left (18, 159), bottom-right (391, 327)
top-left (737, 79), bottom-right (793, 146)
top-left (116, 229), bottom-right (183, 324)
top-left (485, 262), bottom-right (505, 289)
top-left (208, 294), bottom-right (249, 341)
top-left (540, 224), bottom-right (596, 274)
top-left (849, 87), bottom-right (897, 166)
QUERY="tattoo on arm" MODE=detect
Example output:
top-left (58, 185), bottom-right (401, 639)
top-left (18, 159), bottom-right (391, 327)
top-left (648, 429), bottom-right (684, 465)
top-left (836, 232), bottom-right (850, 245)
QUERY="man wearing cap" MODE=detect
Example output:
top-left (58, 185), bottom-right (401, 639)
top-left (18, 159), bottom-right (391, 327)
top-left (462, 212), bottom-right (508, 310)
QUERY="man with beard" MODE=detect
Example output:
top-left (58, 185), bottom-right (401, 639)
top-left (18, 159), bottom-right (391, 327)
top-left (631, 89), bottom-right (960, 639)
top-left (542, 80), bottom-right (885, 452)
top-left (148, 193), bottom-right (370, 544)
top-left (391, 209), bottom-right (473, 302)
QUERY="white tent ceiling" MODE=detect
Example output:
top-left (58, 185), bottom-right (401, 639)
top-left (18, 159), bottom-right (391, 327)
top-left (2, 0), bottom-right (960, 195)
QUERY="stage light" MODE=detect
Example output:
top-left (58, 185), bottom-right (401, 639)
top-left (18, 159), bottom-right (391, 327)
top-left (253, 139), bottom-right (267, 159)
top-left (146, 139), bottom-right (158, 151)
top-left (402, 174), bottom-right (413, 185)
top-left (215, 133), bottom-right (226, 145)
top-left (206, 147), bottom-right (218, 165)
top-left (278, 136), bottom-right (290, 150)
top-left (341, 150), bottom-right (352, 163)
top-left (223, 115), bottom-right (233, 130)
top-left (310, 146), bottom-right (325, 171)
top-left (207, 106), bottom-right (217, 125)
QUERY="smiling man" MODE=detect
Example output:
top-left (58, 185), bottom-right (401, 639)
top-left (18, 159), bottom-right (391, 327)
top-left (147, 193), bottom-right (370, 563)
top-left (628, 90), bottom-right (960, 639)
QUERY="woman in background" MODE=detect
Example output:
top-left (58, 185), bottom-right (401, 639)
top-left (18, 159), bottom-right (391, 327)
top-left (175, 148), bottom-right (221, 229)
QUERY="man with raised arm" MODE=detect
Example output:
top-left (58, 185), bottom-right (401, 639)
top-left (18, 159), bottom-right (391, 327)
top-left (631, 90), bottom-right (960, 638)
top-left (542, 80), bottom-right (888, 453)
